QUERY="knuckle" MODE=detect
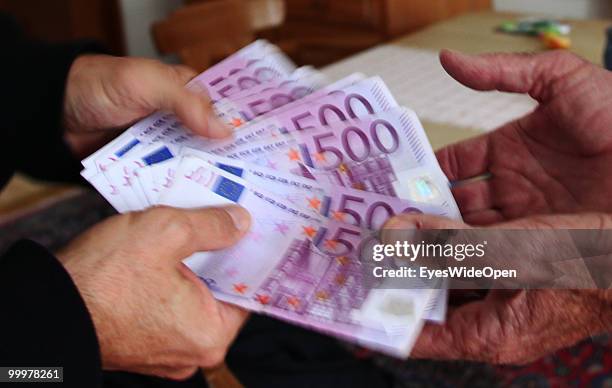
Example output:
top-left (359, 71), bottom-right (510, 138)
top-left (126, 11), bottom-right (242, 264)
top-left (147, 206), bottom-right (195, 243)
top-left (551, 50), bottom-right (580, 64)
top-left (479, 342), bottom-right (504, 364)
top-left (171, 64), bottom-right (197, 82)
top-left (114, 58), bottom-right (140, 82)
top-left (205, 208), bottom-right (239, 238)
top-left (114, 58), bottom-right (163, 91)
top-left (452, 324), bottom-right (505, 363)
top-left (494, 348), bottom-right (527, 365)
top-left (144, 206), bottom-right (175, 225)
top-left (169, 217), bottom-right (196, 246)
top-left (122, 210), bottom-right (146, 230)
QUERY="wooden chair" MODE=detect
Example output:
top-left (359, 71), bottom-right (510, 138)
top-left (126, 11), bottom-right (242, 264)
top-left (152, 0), bottom-right (286, 71)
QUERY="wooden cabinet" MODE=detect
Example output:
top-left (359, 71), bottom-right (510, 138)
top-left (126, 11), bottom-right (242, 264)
top-left (181, 0), bottom-right (491, 66)
top-left (273, 0), bottom-right (490, 65)
top-left (382, 0), bottom-right (492, 36)
top-left (285, 0), bottom-right (384, 29)
top-left (285, 0), bottom-right (491, 36)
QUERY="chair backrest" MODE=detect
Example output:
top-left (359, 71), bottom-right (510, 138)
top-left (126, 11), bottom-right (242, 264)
top-left (152, 0), bottom-right (285, 70)
top-left (152, 0), bottom-right (253, 70)
top-left (182, 0), bottom-right (285, 30)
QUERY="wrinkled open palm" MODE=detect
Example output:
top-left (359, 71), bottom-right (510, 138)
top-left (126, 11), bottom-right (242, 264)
top-left (397, 50), bottom-right (612, 364)
top-left (436, 50), bottom-right (612, 225)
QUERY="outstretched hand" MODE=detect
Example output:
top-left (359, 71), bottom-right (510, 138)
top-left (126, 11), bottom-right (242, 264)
top-left (58, 206), bottom-right (251, 380)
top-left (384, 50), bottom-right (612, 364)
top-left (436, 50), bottom-right (612, 225)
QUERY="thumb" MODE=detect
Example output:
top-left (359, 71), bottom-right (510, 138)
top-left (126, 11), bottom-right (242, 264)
top-left (439, 49), bottom-right (586, 101)
top-left (491, 213), bottom-right (612, 289)
top-left (382, 212), bottom-right (612, 288)
top-left (384, 213), bottom-right (467, 231)
top-left (181, 205), bottom-right (252, 254)
top-left (147, 205), bottom-right (251, 260)
top-left (381, 213), bottom-right (469, 246)
top-left (490, 212), bottom-right (612, 230)
top-left (157, 65), bottom-right (232, 139)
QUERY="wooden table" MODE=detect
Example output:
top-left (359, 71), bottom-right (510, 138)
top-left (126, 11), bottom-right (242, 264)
top-left (397, 11), bottom-right (608, 63)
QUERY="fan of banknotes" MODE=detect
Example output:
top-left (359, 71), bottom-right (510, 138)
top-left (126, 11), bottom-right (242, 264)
top-left (82, 40), bottom-right (462, 357)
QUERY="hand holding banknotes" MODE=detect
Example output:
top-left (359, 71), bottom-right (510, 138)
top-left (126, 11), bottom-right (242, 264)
top-left (63, 55), bottom-right (231, 157)
top-left (57, 205), bottom-right (251, 380)
top-left (387, 50), bottom-right (612, 363)
top-left (81, 40), bottom-right (458, 358)
top-left (80, 40), bottom-right (610, 366)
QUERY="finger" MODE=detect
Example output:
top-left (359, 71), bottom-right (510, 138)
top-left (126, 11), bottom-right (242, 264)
top-left (164, 86), bottom-right (231, 139)
top-left (178, 262), bottom-right (248, 347)
top-left (145, 205), bottom-right (251, 259)
top-left (381, 214), bottom-right (469, 246)
top-left (479, 214), bottom-right (611, 287)
top-left (462, 209), bottom-right (505, 225)
top-left (413, 291), bottom-right (527, 361)
top-left (491, 212), bottom-right (612, 230)
top-left (383, 213), bottom-right (468, 232)
top-left (182, 206), bottom-right (252, 253)
top-left (216, 302), bottom-right (249, 339)
top-left (170, 64), bottom-right (198, 83)
top-left (154, 67), bottom-right (231, 139)
top-left (439, 49), bottom-right (586, 101)
top-left (411, 299), bottom-right (490, 360)
top-left (451, 179), bottom-right (493, 214)
top-left (435, 132), bottom-right (491, 182)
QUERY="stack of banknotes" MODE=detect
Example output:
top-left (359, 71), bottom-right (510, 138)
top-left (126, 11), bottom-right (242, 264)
top-left (82, 40), bottom-right (462, 357)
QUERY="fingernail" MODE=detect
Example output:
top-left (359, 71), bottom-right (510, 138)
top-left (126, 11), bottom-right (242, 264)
top-left (380, 216), bottom-right (418, 245)
top-left (440, 48), bottom-right (471, 60)
top-left (224, 206), bottom-right (251, 232)
top-left (385, 215), bottom-right (418, 229)
top-left (207, 117), bottom-right (232, 138)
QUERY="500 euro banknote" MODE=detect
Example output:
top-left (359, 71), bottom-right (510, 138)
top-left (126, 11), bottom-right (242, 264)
top-left (157, 155), bottom-right (436, 357)
top-left (81, 40), bottom-right (294, 173)
top-left (224, 107), bottom-right (461, 218)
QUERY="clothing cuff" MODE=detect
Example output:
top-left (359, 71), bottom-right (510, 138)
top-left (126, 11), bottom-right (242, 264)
top-left (11, 41), bottom-right (105, 184)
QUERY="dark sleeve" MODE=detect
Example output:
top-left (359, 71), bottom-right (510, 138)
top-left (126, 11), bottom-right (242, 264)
top-left (0, 240), bottom-right (102, 388)
top-left (0, 13), bottom-right (104, 188)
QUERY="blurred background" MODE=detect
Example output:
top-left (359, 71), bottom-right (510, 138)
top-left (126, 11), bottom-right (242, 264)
top-left (1, 0), bottom-right (611, 69)
top-left (3, 0), bottom-right (612, 232)
top-left (3, 0), bottom-right (612, 227)
top-left (1, 2), bottom-right (611, 386)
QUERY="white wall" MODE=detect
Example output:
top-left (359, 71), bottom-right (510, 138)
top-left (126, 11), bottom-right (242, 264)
top-left (493, 0), bottom-right (612, 19)
top-left (119, 0), bottom-right (183, 58)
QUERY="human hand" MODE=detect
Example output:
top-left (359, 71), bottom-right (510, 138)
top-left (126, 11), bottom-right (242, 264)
top-left (436, 50), bottom-right (612, 225)
top-left (383, 212), bottom-right (612, 363)
top-left (57, 205), bottom-right (251, 380)
top-left (63, 55), bottom-right (231, 157)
